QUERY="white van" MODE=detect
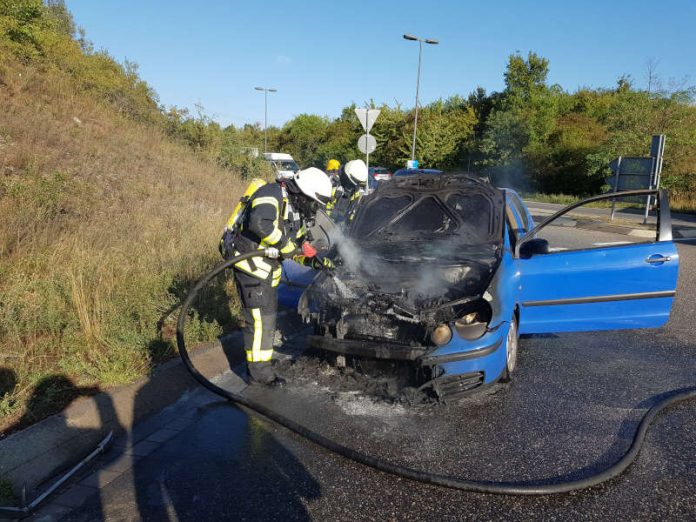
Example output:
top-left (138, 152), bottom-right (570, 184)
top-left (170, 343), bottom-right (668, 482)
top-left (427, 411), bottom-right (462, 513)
top-left (263, 152), bottom-right (299, 180)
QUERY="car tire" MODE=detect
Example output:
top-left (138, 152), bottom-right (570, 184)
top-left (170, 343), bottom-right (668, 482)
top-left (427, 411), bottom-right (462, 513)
top-left (501, 315), bottom-right (519, 382)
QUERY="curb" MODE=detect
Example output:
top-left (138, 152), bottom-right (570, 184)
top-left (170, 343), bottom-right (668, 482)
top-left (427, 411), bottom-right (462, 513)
top-left (0, 333), bottom-right (243, 500)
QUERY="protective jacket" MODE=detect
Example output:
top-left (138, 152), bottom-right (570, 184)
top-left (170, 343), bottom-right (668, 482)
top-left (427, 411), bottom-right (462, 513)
top-left (232, 182), bottom-right (305, 287)
top-left (329, 184), bottom-right (362, 223)
top-left (325, 174), bottom-right (343, 216)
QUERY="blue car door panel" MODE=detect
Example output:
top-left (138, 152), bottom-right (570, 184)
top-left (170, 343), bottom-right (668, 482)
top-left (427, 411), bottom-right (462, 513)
top-left (517, 189), bottom-right (679, 334)
top-left (518, 242), bottom-right (678, 333)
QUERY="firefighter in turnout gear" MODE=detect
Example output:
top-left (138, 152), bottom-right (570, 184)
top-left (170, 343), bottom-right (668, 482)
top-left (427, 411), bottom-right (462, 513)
top-left (324, 159), bottom-right (342, 216)
top-left (221, 167), bottom-right (334, 385)
top-left (327, 159), bottom-right (368, 223)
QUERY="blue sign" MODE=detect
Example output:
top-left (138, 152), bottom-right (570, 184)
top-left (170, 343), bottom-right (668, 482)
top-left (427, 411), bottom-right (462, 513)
top-left (407, 159), bottom-right (419, 169)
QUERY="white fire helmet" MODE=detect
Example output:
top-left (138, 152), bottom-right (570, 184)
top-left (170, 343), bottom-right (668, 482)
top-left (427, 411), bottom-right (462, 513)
top-left (344, 159), bottom-right (368, 187)
top-left (293, 167), bottom-right (333, 206)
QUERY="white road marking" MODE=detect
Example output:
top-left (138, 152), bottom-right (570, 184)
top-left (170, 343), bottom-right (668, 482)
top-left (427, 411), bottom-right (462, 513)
top-left (593, 241), bottom-right (632, 246)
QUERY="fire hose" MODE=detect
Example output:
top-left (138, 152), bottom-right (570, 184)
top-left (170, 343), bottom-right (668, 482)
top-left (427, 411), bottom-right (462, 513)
top-left (177, 250), bottom-right (696, 495)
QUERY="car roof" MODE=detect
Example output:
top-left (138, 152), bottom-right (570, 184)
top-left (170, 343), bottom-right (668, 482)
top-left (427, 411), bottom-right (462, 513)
top-left (393, 168), bottom-right (443, 176)
top-left (263, 152), bottom-right (294, 161)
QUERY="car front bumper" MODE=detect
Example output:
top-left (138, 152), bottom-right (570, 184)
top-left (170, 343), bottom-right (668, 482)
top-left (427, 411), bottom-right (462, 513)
top-left (308, 336), bottom-right (429, 361)
top-left (308, 320), bottom-right (510, 384)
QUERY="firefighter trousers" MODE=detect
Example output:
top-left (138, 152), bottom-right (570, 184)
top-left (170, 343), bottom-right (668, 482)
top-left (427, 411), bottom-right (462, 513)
top-left (233, 269), bottom-right (277, 363)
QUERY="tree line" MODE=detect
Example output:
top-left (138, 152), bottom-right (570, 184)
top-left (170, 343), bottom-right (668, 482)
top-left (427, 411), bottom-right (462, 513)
top-left (171, 52), bottom-right (695, 200)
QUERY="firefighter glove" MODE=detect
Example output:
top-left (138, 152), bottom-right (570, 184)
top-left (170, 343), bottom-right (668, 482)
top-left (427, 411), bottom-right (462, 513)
top-left (301, 241), bottom-right (317, 259)
top-left (264, 247), bottom-right (280, 259)
top-left (320, 257), bottom-right (335, 270)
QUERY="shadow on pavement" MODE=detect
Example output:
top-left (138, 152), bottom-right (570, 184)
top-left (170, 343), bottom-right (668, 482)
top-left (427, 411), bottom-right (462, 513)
top-left (132, 401), bottom-right (321, 521)
top-left (7, 374), bottom-right (124, 518)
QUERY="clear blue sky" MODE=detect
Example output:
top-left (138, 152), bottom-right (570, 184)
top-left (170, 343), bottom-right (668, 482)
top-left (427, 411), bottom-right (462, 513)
top-left (66, 0), bottom-right (695, 128)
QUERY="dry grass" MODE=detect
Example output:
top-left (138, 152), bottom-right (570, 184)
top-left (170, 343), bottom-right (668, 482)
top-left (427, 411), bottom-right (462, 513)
top-left (0, 57), bottom-right (244, 433)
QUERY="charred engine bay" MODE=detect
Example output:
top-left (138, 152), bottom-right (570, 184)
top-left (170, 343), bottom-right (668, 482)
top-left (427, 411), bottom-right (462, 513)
top-left (301, 173), bottom-right (505, 349)
top-left (302, 244), bottom-right (500, 347)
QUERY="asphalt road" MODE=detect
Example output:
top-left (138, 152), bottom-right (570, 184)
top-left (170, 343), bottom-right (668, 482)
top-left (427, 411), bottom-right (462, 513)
top-left (53, 235), bottom-right (696, 522)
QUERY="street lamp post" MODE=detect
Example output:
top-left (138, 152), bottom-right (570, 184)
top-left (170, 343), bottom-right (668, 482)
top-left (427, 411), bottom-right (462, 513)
top-left (254, 86), bottom-right (277, 153)
top-left (402, 34), bottom-right (438, 163)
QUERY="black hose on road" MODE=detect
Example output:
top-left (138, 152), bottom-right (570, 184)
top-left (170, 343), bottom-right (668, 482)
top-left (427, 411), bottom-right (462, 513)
top-left (177, 252), bottom-right (696, 495)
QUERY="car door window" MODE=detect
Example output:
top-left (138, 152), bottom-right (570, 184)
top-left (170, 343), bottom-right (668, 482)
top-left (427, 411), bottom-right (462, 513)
top-left (525, 192), bottom-right (661, 254)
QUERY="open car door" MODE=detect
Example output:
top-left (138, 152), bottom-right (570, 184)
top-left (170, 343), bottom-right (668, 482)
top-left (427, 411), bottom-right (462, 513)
top-left (516, 189), bottom-right (678, 334)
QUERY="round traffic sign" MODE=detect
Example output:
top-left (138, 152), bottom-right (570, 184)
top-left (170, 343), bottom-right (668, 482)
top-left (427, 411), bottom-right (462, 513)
top-left (358, 134), bottom-right (377, 154)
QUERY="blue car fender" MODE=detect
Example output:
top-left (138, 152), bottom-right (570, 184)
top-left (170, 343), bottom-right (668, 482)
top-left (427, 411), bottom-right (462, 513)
top-left (421, 244), bottom-right (519, 385)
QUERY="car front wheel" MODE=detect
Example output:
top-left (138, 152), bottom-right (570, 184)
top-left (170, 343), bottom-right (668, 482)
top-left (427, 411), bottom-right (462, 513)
top-left (501, 315), bottom-right (519, 382)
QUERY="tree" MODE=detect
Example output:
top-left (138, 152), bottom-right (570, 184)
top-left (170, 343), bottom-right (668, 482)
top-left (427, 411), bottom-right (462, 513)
top-left (481, 52), bottom-right (559, 188)
top-left (278, 114), bottom-right (330, 167)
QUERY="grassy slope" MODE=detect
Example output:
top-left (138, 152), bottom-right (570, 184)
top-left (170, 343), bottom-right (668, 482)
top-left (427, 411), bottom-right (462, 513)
top-left (0, 57), bottom-right (243, 433)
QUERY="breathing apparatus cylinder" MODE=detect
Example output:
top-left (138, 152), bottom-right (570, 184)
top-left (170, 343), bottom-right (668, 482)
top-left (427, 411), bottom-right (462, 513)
top-left (219, 178), bottom-right (267, 258)
top-left (224, 178), bottom-right (267, 230)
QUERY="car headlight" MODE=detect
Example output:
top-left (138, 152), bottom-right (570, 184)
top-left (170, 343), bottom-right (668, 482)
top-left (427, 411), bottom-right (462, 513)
top-left (454, 312), bottom-right (488, 340)
top-left (431, 323), bottom-right (453, 346)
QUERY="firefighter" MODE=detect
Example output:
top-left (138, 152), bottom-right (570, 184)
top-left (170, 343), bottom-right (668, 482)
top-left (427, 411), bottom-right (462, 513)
top-left (224, 167), bottom-right (334, 385)
top-left (324, 159), bottom-right (341, 216)
top-left (328, 159), bottom-right (368, 223)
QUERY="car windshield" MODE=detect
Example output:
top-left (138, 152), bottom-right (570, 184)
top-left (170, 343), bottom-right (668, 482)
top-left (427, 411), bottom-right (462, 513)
top-left (276, 160), bottom-right (299, 172)
top-left (354, 192), bottom-right (496, 244)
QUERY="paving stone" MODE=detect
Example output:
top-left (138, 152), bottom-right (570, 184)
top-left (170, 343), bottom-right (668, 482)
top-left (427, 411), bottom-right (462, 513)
top-left (31, 502), bottom-right (72, 521)
top-left (100, 453), bottom-right (137, 474)
top-left (52, 485), bottom-right (98, 508)
top-left (127, 440), bottom-right (160, 457)
top-left (165, 416), bottom-right (195, 431)
top-left (145, 428), bottom-right (179, 443)
top-left (79, 470), bottom-right (122, 489)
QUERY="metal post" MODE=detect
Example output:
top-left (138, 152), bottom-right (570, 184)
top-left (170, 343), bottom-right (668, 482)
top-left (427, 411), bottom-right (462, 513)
top-left (643, 157), bottom-right (656, 224)
top-left (644, 136), bottom-right (666, 224)
top-left (411, 40), bottom-right (422, 162)
top-left (610, 156), bottom-right (622, 221)
top-left (255, 87), bottom-right (276, 154)
top-left (365, 109), bottom-right (370, 172)
top-left (263, 89), bottom-right (268, 154)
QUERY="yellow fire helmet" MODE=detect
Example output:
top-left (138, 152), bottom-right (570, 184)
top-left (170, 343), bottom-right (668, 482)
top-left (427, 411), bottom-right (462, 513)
top-left (326, 159), bottom-right (340, 172)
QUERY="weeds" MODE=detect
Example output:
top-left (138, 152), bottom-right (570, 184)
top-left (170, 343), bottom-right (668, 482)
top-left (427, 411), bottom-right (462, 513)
top-left (0, 478), bottom-right (15, 504)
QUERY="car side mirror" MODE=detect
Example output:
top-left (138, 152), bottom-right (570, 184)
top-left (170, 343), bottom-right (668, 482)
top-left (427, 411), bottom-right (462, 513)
top-left (519, 238), bottom-right (549, 259)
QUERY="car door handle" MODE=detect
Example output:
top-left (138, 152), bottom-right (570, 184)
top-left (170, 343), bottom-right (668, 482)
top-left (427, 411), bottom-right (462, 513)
top-left (645, 255), bottom-right (672, 264)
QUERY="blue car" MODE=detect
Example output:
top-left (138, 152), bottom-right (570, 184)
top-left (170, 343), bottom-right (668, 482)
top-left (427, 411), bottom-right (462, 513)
top-left (280, 174), bottom-right (678, 399)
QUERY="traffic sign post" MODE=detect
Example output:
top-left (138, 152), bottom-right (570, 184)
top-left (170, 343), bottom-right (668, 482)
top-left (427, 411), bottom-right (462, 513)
top-left (355, 108), bottom-right (380, 174)
top-left (606, 135), bottom-right (666, 223)
top-left (646, 135), bottom-right (666, 223)
top-left (610, 156), bottom-right (622, 220)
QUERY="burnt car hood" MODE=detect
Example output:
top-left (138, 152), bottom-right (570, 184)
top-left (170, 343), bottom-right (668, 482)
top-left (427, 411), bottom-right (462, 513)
top-left (305, 241), bottom-right (500, 324)
top-left (302, 174), bottom-right (505, 333)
